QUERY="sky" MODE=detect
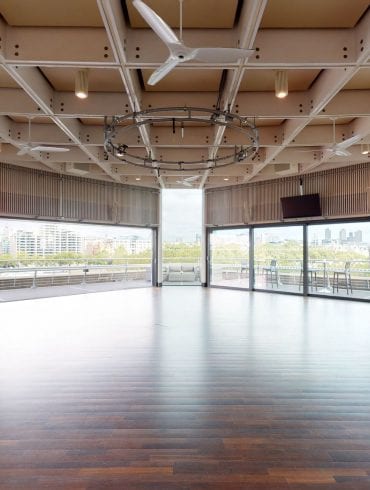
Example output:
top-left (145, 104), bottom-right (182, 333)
top-left (162, 189), bottom-right (203, 243)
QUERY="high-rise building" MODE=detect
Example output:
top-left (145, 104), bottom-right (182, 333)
top-left (339, 228), bottom-right (346, 243)
top-left (355, 230), bottom-right (363, 243)
top-left (38, 224), bottom-right (82, 256)
top-left (15, 231), bottom-right (39, 256)
top-left (0, 227), bottom-right (11, 254)
top-left (324, 228), bottom-right (331, 241)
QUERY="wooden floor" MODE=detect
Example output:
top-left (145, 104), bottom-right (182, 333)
top-left (0, 287), bottom-right (370, 489)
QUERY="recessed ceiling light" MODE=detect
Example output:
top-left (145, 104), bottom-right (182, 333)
top-left (135, 177), bottom-right (141, 181)
top-left (224, 178), bottom-right (229, 181)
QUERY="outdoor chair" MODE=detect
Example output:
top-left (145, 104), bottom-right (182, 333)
top-left (332, 261), bottom-right (353, 294)
top-left (262, 259), bottom-right (279, 288)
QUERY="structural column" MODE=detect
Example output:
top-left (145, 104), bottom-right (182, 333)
top-left (156, 191), bottom-right (163, 286)
top-left (201, 189), bottom-right (207, 286)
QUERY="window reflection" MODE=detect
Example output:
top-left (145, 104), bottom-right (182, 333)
top-left (308, 222), bottom-right (370, 299)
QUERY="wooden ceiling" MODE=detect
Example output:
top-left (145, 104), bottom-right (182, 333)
top-left (0, 0), bottom-right (370, 189)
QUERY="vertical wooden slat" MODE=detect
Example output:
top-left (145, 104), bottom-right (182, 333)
top-left (205, 164), bottom-right (370, 225)
top-left (0, 163), bottom-right (159, 226)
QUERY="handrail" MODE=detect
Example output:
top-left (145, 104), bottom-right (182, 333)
top-left (0, 263), bottom-right (150, 275)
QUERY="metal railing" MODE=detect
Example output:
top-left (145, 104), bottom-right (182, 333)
top-left (210, 257), bottom-right (370, 292)
top-left (0, 262), bottom-right (152, 290)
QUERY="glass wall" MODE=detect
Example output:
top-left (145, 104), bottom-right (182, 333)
top-left (162, 189), bottom-right (202, 285)
top-left (253, 225), bottom-right (304, 293)
top-left (308, 221), bottom-right (370, 299)
top-left (0, 219), bottom-right (153, 291)
top-left (208, 220), bottom-right (370, 301)
top-left (209, 228), bottom-right (249, 288)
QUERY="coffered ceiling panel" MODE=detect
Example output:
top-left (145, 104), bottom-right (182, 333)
top-left (342, 68), bottom-right (370, 90)
top-left (142, 69), bottom-right (222, 91)
top-left (260, 0), bottom-right (369, 28)
top-left (0, 67), bottom-right (19, 88)
top-left (10, 116), bottom-right (54, 124)
top-left (240, 69), bottom-right (321, 92)
top-left (41, 68), bottom-right (125, 92)
top-left (126, 0), bottom-right (239, 28)
top-left (0, 0), bottom-right (104, 26)
top-left (308, 117), bottom-right (355, 126)
top-left (255, 119), bottom-right (284, 127)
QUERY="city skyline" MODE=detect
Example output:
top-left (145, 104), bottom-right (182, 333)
top-left (0, 218), bottom-right (152, 240)
top-left (0, 220), bottom-right (152, 257)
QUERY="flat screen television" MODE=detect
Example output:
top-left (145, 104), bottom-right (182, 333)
top-left (281, 193), bottom-right (321, 219)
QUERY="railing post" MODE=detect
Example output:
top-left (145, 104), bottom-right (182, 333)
top-left (31, 270), bottom-right (37, 289)
top-left (82, 267), bottom-right (88, 285)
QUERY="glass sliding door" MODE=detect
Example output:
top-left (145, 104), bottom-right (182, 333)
top-left (209, 228), bottom-right (249, 288)
top-left (308, 221), bottom-right (370, 299)
top-left (253, 225), bottom-right (303, 293)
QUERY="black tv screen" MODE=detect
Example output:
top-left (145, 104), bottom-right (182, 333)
top-left (281, 193), bottom-right (321, 219)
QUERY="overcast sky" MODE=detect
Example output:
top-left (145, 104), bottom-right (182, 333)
top-left (162, 189), bottom-right (203, 243)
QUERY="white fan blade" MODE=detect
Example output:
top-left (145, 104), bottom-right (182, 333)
top-left (17, 147), bottom-right (29, 156)
top-left (295, 148), bottom-right (321, 153)
top-left (191, 47), bottom-right (254, 63)
top-left (133, 0), bottom-right (180, 46)
top-left (31, 146), bottom-right (70, 153)
top-left (335, 134), bottom-right (362, 149)
top-left (327, 148), bottom-right (350, 158)
top-left (148, 57), bottom-right (180, 85)
top-left (176, 180), bottom-right (192, 186)
top-left (334, 149), bottom-right (351, 157)
top-left (184, 175), bottom-right (200, 182)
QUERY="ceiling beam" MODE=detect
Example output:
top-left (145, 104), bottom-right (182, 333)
top-left (200, 0), bottom-right (268, 188)
top-left (0, 21), bottom-right (121, 182)
top-left (2, 88), bottom-right (370, 120)
top-left (2, 25), bottom-right (361, 68)
top-left (245, 6), bottom-right (370, 182)
top-left (4, 26), bottom-right (116, 66)
top-left (125, 27), bottom-right (356, 68)
top-left (6, 118), bottom-right (370, 149)
top-left (96, 0), bottom-right (165, 188)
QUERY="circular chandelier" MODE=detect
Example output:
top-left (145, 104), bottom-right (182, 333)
top-left (104, 107), bottom-right (259, 172)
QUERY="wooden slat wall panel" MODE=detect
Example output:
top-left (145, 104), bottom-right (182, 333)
top-left (205, 164), bottom-right (370, 225)
top-left (206, 188), bottom-right (231, 225)
top-left (0, 163), bottom-right (159, 226)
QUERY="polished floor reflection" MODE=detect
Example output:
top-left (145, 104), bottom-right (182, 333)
top-left (1, 288), bottom-right (370, 489)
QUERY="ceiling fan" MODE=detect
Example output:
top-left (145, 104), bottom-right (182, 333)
top-left (17, 118), bottom-right (70, 156)
top-left (325, 118), bottom-right (361, 157)
top-left (176, 175), bottom-right (201, 187)
top-left (295, 119), bottom-right (361, 157)
top-left (132, 0), bottom-right (254, 85)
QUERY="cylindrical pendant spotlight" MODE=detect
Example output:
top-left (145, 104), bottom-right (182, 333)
top-left (361, 143), bottom-right (369, 155)
top-left (275, 70), bottom-right (288, 99)
top-left (75, 69), bottom-right (88, 99)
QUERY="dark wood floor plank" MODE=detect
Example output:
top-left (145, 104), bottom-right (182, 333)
top-left (1, 287), bottom-right (370, 489)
